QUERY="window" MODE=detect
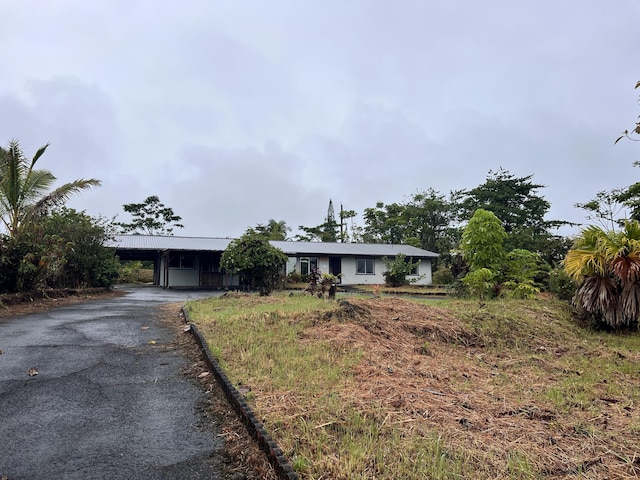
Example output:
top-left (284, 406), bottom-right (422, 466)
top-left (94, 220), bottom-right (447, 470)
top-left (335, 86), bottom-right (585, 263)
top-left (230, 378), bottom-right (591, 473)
top-left (200, 255), bottom-right (219, 273)
top-left (168, 254), bottom-right (195, 269)
top-left (356, 258), bottom-right (375, 274)
top-left (299, 257), bottom-right (318, 276)
top-left (409, 263), bottom-right (419, 276)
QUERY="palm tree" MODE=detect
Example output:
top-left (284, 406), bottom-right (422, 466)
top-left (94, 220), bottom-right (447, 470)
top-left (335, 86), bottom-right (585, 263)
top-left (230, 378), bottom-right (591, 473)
top-left (564, 221), bottom-right (640, 329)
top-left (0, 139), bottom-right (101, 237)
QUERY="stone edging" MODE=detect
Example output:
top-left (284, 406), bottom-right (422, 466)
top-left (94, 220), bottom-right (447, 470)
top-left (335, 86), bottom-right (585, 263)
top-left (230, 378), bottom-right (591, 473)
top-left (181, 306), bottom-right (299, 480)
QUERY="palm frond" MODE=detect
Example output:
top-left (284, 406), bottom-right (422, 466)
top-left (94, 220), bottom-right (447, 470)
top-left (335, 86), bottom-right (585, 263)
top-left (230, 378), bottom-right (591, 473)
top-left (611, 254), bottom-right (640, 283)
top-left (564, 248), bottom-right (607, 280)
top-left (618, 281), bottom-right (640, 327)
top-left (30, 143), bottom-right (50, 167)
top-left (575, 275), bottom-right (618, 315)
top-left (29, 178), bottom-right (101, 217)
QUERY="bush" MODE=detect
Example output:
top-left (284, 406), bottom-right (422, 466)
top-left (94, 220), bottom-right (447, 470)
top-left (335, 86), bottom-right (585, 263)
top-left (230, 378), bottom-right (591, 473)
top-left (221, 233), bottom-right (288, 296)
top-left (382, 254), bottom-right (420, 287)
top-left (119, 261), bottom-right (144, 283)
top-left (461, 268), bottom-right (496, 300)
top-left (287, 271), bottom-right (305, 284)
top-left (432, 266), bottom-right (454, 285)
top-left (548, 268), bottom-right (577, 302)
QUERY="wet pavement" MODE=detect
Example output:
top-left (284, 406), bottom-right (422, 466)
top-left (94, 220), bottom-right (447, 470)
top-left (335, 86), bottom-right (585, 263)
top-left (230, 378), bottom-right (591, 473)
top-left (0, 286), bottom-right (231, 479)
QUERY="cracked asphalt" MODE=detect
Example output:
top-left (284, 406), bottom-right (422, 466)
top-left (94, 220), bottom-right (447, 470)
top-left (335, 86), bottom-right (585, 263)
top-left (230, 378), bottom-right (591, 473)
top-left (0, 286), bottom-right (235, 480)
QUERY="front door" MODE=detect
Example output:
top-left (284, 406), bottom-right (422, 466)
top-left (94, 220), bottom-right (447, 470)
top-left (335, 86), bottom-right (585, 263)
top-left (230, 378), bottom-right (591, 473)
top-left (329, 256), bottom-right (342, 283)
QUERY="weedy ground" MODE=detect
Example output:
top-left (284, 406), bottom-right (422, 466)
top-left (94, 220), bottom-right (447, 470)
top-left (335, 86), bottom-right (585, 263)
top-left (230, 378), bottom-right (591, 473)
top-left (185, 293), bottom-right (640, 480)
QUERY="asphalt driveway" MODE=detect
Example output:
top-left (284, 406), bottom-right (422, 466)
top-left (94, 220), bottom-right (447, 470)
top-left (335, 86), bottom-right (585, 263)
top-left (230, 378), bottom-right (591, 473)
top-left (0, 286), bottom-right (239, 480)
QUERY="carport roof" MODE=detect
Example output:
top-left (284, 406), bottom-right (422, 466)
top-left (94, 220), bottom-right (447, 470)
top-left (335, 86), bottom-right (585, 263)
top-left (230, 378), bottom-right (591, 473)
top-left (110, 235), bottom-right (233, 251)
top-left (109, 235), bottom-right (438, 258)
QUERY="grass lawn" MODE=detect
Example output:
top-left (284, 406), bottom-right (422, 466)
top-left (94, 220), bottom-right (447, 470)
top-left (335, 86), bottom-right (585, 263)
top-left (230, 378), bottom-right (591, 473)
top-left (185, 292), bottom-right (640, 479)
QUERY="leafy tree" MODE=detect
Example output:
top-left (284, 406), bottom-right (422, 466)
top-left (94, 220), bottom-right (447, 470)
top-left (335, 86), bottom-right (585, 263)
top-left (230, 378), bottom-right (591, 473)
top-left (0, 139), bottom-right (100, 237)
top-left (576, 189), bottom-right (628, 231)
top-left (404, 188), bottom-right (457, 253)
top-left (362, 190), bottom-right (458, 269)
top-left (115, 195), bottom-right (184, 235)
top-left (0, 208), bottom-right (119, 292)
top-left (382, 253), bottom-right (420, 287)
top-left (34, 208), bottom-right (120, 288)
top-left (502, 249), bottom-right (542, 299)
top-left (547, 267), bottom-right (577, 302)
top-left (362, 201), bottom-right (408, 245)
top-left (457, 168), bottom-right (565, 252)
top-left (221, 232), bottom-right (288, 295)
top-left (0, 231), bottom-right (40, 292)
top-left (533, 233), bottom-right (573, 269)
top-left (459, 209), bottom-right (506, 273)
top-left (615, 183), bottom-right (640, 222)
top-left (564, 221), bottom-right (640, 329)
top-left (295, 225), bottom-right (324, 242)
top-left (296, 199), bottom-right (351, 242)
top-left (246, 219), bottom-right (290, 240)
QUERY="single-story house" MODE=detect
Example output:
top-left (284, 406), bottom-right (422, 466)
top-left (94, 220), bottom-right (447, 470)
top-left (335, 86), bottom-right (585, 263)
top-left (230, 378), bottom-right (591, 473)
top-left (110, 234), bottom-right (438, 289)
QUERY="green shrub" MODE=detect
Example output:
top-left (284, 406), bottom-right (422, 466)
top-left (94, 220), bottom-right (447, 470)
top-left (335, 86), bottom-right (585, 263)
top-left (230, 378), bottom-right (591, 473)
top-left (119, 261), bottom-right (144, 283)
top-left (461, 268), bottom-right (495, 300)
top-left (548, 267), bottom-right (577, 301)
top-left (432, 266), bottom-right (454, 285)
top-left (383, 253), bottom-right (420, 287)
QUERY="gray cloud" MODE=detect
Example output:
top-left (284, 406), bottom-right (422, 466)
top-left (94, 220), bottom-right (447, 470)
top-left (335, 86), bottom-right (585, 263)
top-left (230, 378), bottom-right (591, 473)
top-left (1, 0), bottom-right (639, 239)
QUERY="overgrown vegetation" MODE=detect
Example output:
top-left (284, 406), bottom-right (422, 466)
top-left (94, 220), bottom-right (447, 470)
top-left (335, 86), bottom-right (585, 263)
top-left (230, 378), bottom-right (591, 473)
top-left (382, 253), bottom-right (420, 287)
top-left (187, 293), bottom-right (640, 479)
top-left (220, 231), bottom-right (288, 295)
top-left (0, 140), bottom-right (117, 293)
top-left (564, 221), bottom-right (640, 330)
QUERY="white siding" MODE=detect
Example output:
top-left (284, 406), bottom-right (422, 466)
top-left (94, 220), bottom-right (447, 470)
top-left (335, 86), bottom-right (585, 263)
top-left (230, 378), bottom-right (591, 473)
top-left (285, 255), bottom-right (433, 286)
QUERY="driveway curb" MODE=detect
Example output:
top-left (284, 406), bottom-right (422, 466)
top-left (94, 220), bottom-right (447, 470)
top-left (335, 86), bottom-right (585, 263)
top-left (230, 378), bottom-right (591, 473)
top-left (181, 307), bottom-right (299, 480)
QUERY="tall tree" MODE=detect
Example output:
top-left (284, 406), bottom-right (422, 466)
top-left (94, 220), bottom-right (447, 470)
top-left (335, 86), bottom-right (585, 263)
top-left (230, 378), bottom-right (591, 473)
top-left (246, 219), bottom-right (290, 240)
top-left (338, 204), bottom-right (357, 242)
top-left (459, 208), bottom-right (506, 273)
top-left (363, 189), bottom-right (457, 253)
top-left (0, 139), bottom-right (101, 237)
top-left (115, 195), bottom-right (184, 235)
top-left (458, 168), bottom-right (564, 252)
top-left (324, 199), bottom-right (338, 242)
top-left (362, 201), bottom-right (408, 245)
top-left (296, 199), bottom-right (345, 242)
top-left (404, 188), bottom-right (457, 252)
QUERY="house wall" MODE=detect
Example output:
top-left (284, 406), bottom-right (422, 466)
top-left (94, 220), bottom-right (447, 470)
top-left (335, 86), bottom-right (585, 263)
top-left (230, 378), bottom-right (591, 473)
top-left (155, 252), bottom-right (433, 288)
top-left (159, 254), bottom-right (241, 288)
top-left (286, 255), bottom-right (433, 286)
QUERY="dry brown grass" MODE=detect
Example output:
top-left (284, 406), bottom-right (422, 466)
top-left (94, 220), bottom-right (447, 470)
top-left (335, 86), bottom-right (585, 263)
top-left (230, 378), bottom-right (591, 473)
top-left (190, 294), bottom-right (640, 479)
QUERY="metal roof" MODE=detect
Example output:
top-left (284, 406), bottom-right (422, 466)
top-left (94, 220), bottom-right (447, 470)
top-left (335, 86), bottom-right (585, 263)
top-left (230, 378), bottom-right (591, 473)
top-left (109, 235), bottom-right (234, 251)
top-left (270, 241), bottom-right (438, 258)
top-left (109, 235), bottom-right (438, 258)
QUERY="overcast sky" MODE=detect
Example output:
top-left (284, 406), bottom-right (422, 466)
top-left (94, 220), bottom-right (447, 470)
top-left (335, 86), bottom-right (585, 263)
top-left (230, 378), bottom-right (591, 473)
top-left (1, 1), bottom-right (639, 240)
